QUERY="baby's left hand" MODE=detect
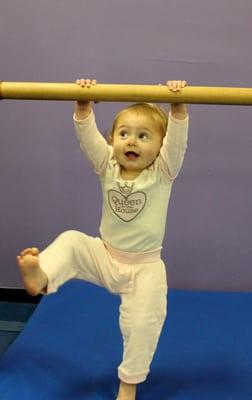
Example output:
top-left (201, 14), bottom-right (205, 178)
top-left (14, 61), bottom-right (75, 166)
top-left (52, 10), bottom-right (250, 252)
top-left (166, 80), bottom-right (187, 92)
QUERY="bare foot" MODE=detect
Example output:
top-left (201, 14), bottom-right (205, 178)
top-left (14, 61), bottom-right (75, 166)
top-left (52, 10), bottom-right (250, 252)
top-left (116, 381), bottom-right (136, 400)
top-left (17, 248), bottom-right (48, 296)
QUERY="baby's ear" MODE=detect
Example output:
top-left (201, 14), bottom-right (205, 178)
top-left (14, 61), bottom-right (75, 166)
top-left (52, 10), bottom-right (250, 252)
top-left (107, 133), bottom-right (113, 144)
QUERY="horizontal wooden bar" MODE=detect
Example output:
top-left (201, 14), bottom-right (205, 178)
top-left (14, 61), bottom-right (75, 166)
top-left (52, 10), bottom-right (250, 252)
top-left (0, 81), bottom-right (252, 105)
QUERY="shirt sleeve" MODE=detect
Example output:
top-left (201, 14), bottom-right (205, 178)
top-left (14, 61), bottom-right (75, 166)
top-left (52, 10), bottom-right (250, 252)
top-left (159, 112), bottom-right (189, 180)
top-left (73, 110), bottom-right (110, 175)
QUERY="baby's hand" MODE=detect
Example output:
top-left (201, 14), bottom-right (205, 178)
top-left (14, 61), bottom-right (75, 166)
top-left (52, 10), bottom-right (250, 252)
top-left (166, 80), bottom-right (187, 92)
top-left (75, 78), bottom-right (100, 104)
top-left (76, 78), bottom-right (97, 88)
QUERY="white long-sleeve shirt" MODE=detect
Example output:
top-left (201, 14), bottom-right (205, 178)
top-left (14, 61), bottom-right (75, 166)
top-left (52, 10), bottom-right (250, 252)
top-left (74, 110), bottom-right (189, 253)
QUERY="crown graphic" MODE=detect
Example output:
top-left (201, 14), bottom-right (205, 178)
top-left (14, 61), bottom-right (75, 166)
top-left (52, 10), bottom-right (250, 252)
top-left (117, 182), bottom-right (134, 195)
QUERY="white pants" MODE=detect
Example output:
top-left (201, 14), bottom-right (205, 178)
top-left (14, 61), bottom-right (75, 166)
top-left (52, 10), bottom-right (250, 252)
top-left (39, 230), bottom-right (168, 384)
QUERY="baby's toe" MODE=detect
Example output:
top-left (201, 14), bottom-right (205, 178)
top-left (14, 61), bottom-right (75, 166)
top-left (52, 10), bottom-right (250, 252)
top-left (31, 247), bottom-right (39, 255)
top-left (21, 248), bottom-right (33, 257)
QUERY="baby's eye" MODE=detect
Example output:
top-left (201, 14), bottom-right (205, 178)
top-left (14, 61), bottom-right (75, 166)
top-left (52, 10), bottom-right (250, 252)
top-left (119, 130), bottom-right (128, 138)
top-left (139, 132), bottom-right (148, 140)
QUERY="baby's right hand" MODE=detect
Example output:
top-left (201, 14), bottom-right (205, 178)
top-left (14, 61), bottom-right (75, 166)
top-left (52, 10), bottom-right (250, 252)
top-left (74, 78), bottom-right (98, 118)
top-left (75, 78), bottom-right (99, 105)
top-left (76, 78), bottom-right (97, 88)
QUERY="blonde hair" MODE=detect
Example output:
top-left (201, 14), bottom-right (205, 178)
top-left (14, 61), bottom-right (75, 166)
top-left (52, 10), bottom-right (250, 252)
top-left (110, 102), bottom-right (168, 140)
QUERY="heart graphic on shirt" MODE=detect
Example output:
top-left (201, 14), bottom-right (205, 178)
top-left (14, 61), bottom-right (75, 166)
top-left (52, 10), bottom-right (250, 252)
top-left (108, 190), bottom-right (146, 222)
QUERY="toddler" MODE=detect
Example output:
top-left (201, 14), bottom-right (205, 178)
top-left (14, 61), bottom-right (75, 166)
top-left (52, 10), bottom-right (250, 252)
top-left (17, 79), bottom-right (189, 400)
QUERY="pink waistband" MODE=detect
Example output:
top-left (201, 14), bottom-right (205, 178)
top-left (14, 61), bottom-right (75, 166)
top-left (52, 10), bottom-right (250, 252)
top-left (103, 241), bottom-right (162, 264)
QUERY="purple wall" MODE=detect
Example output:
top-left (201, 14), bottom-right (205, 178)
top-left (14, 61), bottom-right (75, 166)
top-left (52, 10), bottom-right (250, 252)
top-left (0, 0), bottom-right (251, 290)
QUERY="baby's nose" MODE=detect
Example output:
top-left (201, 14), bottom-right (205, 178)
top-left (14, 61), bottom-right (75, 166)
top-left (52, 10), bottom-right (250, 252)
top-left (127, 136), bottom-right (137, 145)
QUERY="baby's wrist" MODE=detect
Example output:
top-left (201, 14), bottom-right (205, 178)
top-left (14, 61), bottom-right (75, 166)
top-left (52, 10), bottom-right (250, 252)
top-left (74, 101), bottom-right (92, 120)
top-left (170, 103), bottom-right (188, 120)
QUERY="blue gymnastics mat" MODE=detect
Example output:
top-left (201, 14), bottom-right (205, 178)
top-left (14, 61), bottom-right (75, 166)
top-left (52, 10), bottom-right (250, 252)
top-left (0, 280), bottom-right (252, 400)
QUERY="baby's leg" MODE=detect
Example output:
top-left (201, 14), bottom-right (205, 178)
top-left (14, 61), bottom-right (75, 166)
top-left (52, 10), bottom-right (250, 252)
top-left (118, 260), bottom-right (167, 386)
top-left (18, 230), bottom-right (121, 297)
top-left (116, 381), bottom-right (136, 400)
top-left (17, 248), bottom-right (48, 296)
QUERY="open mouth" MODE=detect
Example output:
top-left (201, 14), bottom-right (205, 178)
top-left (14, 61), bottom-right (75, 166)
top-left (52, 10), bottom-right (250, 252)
top-left (125, 151), bottom-right (139, 159)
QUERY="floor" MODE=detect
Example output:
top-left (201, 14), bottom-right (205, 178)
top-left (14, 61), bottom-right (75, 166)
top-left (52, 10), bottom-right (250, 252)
top-left (0, 280), bottom-right (252, 399)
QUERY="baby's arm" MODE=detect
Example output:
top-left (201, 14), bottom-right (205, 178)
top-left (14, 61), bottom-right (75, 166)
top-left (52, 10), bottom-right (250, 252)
top-left (160, 80), bottom-right (189, 179)
top-left (73, 79), bottom-right (110, 175)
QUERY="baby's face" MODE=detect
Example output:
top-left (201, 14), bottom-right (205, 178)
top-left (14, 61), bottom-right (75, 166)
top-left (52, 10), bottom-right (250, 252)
top-left (111, 110), bottom-right (163, 178)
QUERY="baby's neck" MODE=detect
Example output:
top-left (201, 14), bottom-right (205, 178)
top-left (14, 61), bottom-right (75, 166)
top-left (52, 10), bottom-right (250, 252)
top-left (120, 168), bottom-right (141, 181)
